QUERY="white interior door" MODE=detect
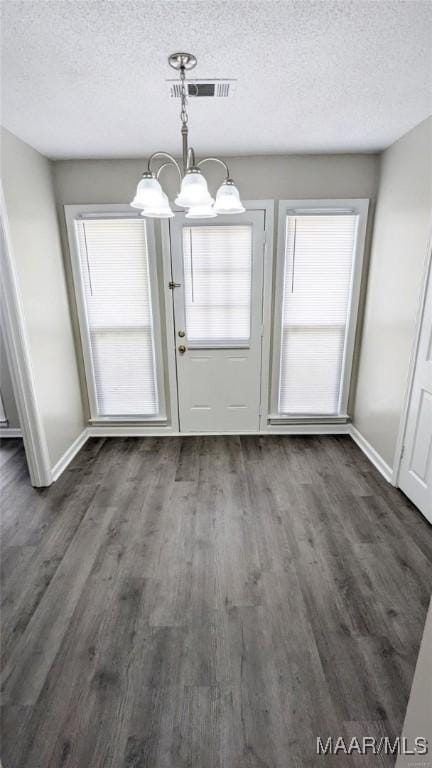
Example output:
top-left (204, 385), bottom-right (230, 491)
top-left (170, 211), bottom-right (265, 432)
top-left (398, 260), bottom-right (432, 522)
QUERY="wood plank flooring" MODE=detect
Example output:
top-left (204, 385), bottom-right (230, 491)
top-left (1, 435), bottom-right (431, 768)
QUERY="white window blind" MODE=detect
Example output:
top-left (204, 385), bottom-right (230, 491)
top-left (182, 225), bottom-right (252, 345)
top-left (75, 217), bottom-right (160, 417)
top-left (278, 213), bottom-right (358, 415)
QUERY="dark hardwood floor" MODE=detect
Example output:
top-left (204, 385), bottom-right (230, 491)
top-left (1, 435), bottom-right (431, 768)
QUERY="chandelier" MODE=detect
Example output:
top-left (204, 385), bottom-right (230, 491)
top-left (130, 52), bottom-right (245, 219)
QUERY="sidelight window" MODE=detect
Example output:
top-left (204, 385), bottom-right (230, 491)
top-left (274, 200), bottom-right (368, 417)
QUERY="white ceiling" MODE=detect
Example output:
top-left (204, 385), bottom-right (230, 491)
top-left (2, 0), bottom-right (431, 159)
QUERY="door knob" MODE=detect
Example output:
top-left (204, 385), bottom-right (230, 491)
top-left (178, 345), bottom-right (187, 354)
top-left (178, 330), bottom-right (186, 338)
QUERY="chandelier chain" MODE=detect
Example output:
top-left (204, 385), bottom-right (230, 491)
top-left (180, 66), bottom-right (188, 128)
top-left (136, 52), bottom-right (243, 213)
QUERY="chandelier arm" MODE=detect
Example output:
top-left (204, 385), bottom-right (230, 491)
top-left (155, 161), bottom-right (182, 184)
top-left (147, 152), bottom-right (182, 177)
top-left (196, 156), bottom-right (230, 180)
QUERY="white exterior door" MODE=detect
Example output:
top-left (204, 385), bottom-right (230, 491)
top-left (170, 211), bottom-right (265, 432)
top-left (399, 260), bottom-right (432, 522)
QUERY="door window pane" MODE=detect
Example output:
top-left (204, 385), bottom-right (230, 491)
top-left (182, 225), bottom-right (252, 346)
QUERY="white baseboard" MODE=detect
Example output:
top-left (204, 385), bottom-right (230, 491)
top-left (50, 425), bottom-right (395, 488)
top-left (349, 425), bottom-right (394, 484)
top-left (51, 428), bottom-right (89, 482)
top-left (0, 427), bottom-right (22, 438)
top-left (87, 425), bottom-right (352, 438)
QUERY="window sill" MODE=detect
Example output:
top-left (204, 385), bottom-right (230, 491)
top-left (89, 416), bottom-right (168, 424)
top-left (267, 414), bottom-right (350, 425)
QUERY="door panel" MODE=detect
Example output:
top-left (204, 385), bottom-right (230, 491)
top-left (399, 261), bottom-right (432, 522)
top-left (170, 211), bottom-right (265, 432)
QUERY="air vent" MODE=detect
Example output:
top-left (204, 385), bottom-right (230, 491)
top-left (167, 79), bottom-right (236, 98)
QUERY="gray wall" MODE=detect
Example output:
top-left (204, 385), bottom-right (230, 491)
top-left (353, 117), bottom-right (432, 468)
top-left (52, 153), bottom-right (378, 205)
top-left (52, 152), bottom-right (379, 416)
top-left (0, 326), bottom-right (20, 428)
top-left (1, 128), bottom-right (85, 467)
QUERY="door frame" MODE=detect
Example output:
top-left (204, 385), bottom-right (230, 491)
top-left (161, 200), bottom-right (275, 433)
top-left (0, 183), bottom-right (52, 486)
top-left (392, 229), bottom-right (432, 486)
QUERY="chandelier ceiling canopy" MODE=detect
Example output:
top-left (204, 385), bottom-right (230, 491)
top-left (131, 52), bottom-right (245, 219)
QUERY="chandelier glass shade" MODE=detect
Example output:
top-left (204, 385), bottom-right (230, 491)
top-left (130, 175), bottom-right (164, 209)
top-left (139, 192), bottom-right (174, 218)
top-left (131, 53), bottom-right (245, 219)
top-left (185, 203), bottom-right (217, 219)
top-left (175, 169), bottom-right (213, 208)
top-left (214, 180), bottom-right (245, 214)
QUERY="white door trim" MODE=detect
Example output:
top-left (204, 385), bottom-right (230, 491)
top-left (0, 184), bottom-right (52, 486)
top-left (392, 227), bottom-right (432, 486)
top-left (159, 217), bottom-right (181, 431)
top-left (169, 206), bottom-right (267, 432)
top-left (162, 200), bottom-right (275, 432)
top-left (249, 200), bottom-right (275, 430)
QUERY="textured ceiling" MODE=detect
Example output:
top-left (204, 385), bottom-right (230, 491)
top-left (1, 0), bottom-right (431, 159)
